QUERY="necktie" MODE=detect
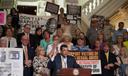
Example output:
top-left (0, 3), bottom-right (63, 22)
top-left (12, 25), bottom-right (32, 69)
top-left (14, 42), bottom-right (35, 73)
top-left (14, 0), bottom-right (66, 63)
top-left (24, 46), bottom-right (29, 61)
top-left (8, 40), bottom-right (10, 47)
top-left (105, 52), bottom-right (109, 62)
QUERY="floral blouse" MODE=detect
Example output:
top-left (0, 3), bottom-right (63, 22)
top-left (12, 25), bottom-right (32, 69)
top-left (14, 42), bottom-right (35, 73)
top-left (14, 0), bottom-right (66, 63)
top-left (33, 56), bottom-right (50, 76)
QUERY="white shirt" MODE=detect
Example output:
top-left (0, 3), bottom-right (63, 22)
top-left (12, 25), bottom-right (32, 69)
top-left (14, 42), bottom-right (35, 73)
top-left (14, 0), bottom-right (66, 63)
top-left (1, 36), bottom-right (17, 48)
top-left (61, 55), bottom-right (67, 68)
top-left (47, 44), bottom-right (59, 61)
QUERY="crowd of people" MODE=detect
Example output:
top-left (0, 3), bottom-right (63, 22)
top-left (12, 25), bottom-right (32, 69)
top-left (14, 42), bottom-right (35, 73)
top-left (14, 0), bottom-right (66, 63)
top-left (0, 7), bottom-right (128, 76)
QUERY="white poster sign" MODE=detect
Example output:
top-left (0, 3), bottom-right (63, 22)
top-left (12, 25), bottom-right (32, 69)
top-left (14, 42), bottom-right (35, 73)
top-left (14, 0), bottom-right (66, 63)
top-left (19, 14), bottom-right (54, 33)
top-left (77, 60), bottom-right (102, 74)
top-left (0, 48), bottom-right (23, 76)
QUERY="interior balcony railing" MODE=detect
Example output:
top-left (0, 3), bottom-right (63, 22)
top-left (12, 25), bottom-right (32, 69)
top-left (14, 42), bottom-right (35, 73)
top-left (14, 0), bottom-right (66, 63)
top-left (82, 0), bottom-right (110, 19)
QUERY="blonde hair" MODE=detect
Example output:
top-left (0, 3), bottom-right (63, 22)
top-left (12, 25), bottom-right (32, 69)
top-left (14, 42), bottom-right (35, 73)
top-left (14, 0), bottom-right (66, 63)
top-left (35, 46), bottom-right (45, 56)
top-left (119, 46), bottom-right (128, 58)
top-left (61, 35), bottom-right (72, 42)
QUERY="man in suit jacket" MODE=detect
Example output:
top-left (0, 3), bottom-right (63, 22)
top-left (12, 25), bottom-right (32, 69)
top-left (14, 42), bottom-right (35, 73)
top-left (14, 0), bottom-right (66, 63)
top-left (16, 24), bottom-right (35, 47)
top-left (18, 35), bottom-right (35, 76)
top-left (48, 44), bottom-right (80, 76)
top-left (100, 42), bottom-right (118, 76)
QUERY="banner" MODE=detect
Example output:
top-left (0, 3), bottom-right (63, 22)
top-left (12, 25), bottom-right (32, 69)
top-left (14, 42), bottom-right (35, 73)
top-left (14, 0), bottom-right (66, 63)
top-left (69, 51), bottom-right (102, 74)
top-left (19, 14), bottom-right (54, 33)
top-left (0, 48), bottom-right (23, 76)
top-left (0, 11), bottom-right (6, 25)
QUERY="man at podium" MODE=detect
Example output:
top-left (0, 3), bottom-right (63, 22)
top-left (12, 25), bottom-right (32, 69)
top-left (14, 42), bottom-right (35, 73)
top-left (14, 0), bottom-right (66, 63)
top-left (48, 44), bottom-right (80, 76)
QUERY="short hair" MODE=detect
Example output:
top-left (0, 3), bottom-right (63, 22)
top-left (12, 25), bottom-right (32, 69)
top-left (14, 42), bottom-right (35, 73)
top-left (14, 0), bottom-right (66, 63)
top-left (21, 35), bottom-right (29, 40)
top-left (7, 15), bottom-right (12, 19)
top-left (42, 29), bottom-right (50, 38)
top-left (53, 35), bottom-right (59, 39)
top-left (5, 27), bottom-right (13, 32)
top-left (35, 46), bottom-right (45, 56)
top-left (103, 41), bottom-right (111, 48)
top-left (60, 44), bottom-right (68, 51)
top-left (35, 27), bottom-right (42, 34)
top-left (61, 35), bottom-right (72, 42)
top-left (24, 24), bottom-right (30, 28)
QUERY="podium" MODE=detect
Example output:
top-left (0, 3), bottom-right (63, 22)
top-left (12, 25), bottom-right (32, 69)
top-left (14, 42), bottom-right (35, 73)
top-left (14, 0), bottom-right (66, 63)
top-left (57, 68), bottom-right (91, 76)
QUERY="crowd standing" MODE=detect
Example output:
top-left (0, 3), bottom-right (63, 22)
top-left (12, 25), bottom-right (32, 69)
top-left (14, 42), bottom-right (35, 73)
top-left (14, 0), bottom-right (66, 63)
top-left (0, 7), bottom-right (128, 76)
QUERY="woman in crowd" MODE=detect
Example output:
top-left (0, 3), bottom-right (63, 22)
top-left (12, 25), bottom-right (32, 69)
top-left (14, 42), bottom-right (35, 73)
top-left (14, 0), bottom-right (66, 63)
top-left (55, 28), bottom-right (63, 42)
top-left (123, 31), bottom-right (128, 49)
top-left (1, 28), bottom-right (17, 47)
top-left (112, 35), bottom-right (124, 56)
top-left (79, 32), bottom-right (90, 46)
top-left (103, 19), bottom-right (114, 41)
top-left (0, 38), bottom-right (7, 47)
top-left (116, 46), bottom-right (128, 76)
top-left (92, 39), bottom-right (102, 51)
top-left (96, 33), bottom-right (105, 49)
top-left (47, 35), bottom-right (59, 57)
top-left (58, 35), bottom-right (73, 52)
top-left (5, 15), bottom-right (14, 32)
top-left (58, 7), bottom-right (66, 25)
top-left (40, 30), bottom-right (53, 52)
top-left (10, 8), bottom-right (20, 30)
top-left (72, 28), bottom-right (81, 45)
top-left (123, 31), bottom-right (128, 41)
top-left (72, 37), bottom-right (91, 52)
top-left (34, 27), bottom-right (43, 47)
top-left (33, 46), bottom-right (50, 76)
top-left (92, 39), bottom-right (102, 59)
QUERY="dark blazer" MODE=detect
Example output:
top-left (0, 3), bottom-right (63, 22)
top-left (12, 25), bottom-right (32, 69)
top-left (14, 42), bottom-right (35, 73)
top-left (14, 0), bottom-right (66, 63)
top-left (100, 51), bottom-right (118, 76)
top-left (17, 45), bottom-right (35, 76)
top-left (48, 53), bottom-right (80, 76)
top-left (16, 33), bottom-right (35, 47)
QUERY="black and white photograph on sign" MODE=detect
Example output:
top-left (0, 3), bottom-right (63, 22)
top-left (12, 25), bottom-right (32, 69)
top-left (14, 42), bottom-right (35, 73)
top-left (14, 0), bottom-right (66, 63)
top-left (0, 51), bottom-right (6, 62)
top-left (9, 51), bottom-right (20, 60)
top-left (0, 63), bottom-right (11, 76)
top-left (67, 5), bottom-right (81, 16)
top-left (45, 2), bottom-right (59, 14)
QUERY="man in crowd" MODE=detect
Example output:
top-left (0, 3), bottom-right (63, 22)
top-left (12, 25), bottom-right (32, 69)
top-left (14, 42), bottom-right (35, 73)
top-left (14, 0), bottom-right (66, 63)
top-left (100, 41), bottom-right (118, 76)
top-left (17, 24), bottom-right (35, 47)
top-left (112, 22), bottom-right (127, 42)
top-left (48, 44), bottom-right (80, 76)
top-left (17, 35), bottom-right (35, 76)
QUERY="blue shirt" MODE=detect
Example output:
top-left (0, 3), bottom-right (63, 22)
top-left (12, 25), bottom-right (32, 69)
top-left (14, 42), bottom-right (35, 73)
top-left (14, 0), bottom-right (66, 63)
top-left (72, 45), bottom-right (91, 52)
top-left (112, 29), bottom-right (127, 42)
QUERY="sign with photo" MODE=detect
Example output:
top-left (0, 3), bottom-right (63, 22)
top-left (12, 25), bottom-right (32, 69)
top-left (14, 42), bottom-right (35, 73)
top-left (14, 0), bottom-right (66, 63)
top-left (0, 11), bottom-right (6, 25)
top-left (69, 51), bottom-right (102, 74)
top-left (0, 48), bottom-right (23, 76)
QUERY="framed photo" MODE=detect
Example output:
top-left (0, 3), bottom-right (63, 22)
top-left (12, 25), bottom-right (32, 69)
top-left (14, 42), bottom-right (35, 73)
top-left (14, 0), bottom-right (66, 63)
top-left (0, 11), bottom-right (6, 25)
top-left (45, 2), bottom-right (59, 14)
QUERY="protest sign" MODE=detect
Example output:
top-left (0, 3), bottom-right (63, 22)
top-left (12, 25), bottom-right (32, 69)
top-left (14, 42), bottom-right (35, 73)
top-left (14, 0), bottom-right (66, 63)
top-left (69, 51), bottom-right (102, 74)
top-left (0, 48), bottom-right (23, 76)
top-left (19, 14), bottom-right (54, 33)
top-left (0, 11), bottom-right (6, 25)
